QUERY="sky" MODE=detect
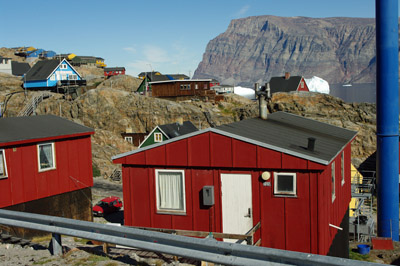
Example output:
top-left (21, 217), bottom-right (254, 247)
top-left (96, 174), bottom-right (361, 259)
top-left (0, 0), bottom-right (382, 78)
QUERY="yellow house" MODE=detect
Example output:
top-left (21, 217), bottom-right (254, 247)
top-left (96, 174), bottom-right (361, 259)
top-left (350, 164), bottom-right (363, 216)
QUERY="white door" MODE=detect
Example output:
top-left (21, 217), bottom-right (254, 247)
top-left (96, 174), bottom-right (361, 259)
top-left (220, 173), bottom-right (253, 243)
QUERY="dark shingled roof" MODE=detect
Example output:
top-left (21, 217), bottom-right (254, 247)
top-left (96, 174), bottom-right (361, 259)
top-left (0, 115), bottom-right (94, 145)
top-left (11, 61), bottom-right (31, 76)
top-left (104, 67), bottom-right (125, 72)
top-left (25, 60), bottom-right (60, 81)
top-left (215, 112), bottom-right (357, 164)
top-left (269, 76), bottom-right (303, 94)
top-left (159, 121), bottom-right (198, 138)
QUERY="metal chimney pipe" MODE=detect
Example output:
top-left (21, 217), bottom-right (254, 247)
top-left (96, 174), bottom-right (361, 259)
top-left (259, 95), bottom-right (268, 120)
top-left (376, 0), bottom-right (399, 241)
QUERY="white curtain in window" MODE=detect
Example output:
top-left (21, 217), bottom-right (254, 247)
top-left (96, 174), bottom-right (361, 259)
top-left (158, 172), bottom-right (183, 210)
top-left (40, 144), bottom-right (53, 168)
top-left (0, 151), bottom-right (4, 175)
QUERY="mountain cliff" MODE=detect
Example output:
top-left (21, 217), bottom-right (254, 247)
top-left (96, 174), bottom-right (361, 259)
top-left (194, 16), bottom-right (383, 86)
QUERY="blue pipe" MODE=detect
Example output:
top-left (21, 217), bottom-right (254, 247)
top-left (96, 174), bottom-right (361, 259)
top-left (376, 0), bottom-right (399, 241)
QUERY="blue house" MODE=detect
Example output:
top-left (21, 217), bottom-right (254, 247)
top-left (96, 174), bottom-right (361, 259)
top-left (24, 59), bottom-right (86, 90)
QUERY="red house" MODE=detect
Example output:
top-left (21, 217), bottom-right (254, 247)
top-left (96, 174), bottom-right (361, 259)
top-left (269, 72), bottom-right (309, 93)
top-left (0, 115), bottom-right (94, 237)
top-left (112, 112), bottom-right (356, 258)
top-left (104, 67), bottom-right (126, 77)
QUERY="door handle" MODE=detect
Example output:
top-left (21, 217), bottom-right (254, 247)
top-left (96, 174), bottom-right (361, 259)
top-left (244, 208), bottom-right (252, 218)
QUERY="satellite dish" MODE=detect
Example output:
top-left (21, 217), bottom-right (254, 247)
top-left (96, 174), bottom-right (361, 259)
top-left (261, 171), bottom-right (271, 181)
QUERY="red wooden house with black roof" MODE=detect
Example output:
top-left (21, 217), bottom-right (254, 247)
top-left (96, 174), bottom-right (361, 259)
top-left (269, 72), bottom-right (309, 93)
top-left (0, 115), bottom-right (94, 237)
top-left (113, 111), bottom-right (357, 258)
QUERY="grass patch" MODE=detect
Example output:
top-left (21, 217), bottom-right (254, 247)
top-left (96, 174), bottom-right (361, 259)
top-left (349, 249), bottom-right (373, 262)
top-left (92, 164), bottom-right (101, 177)
top-left (31, 234), bottom-right (52, 243)
top-left (33, 257), bottom-right (54, 265)
top-left (73, 237), bottom-right (91, 245)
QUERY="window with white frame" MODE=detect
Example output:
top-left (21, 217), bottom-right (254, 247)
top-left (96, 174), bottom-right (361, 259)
top-left (60, 64), bottom-right (67, 69)
top-left (69, 74), bottom-right (78, 80)
top-left (154, 132), bottom-right (162, 142)
top-left (0, 149), bottom-right (8, 178)
top-left (274, 172), bottom-right (296, 196)
top-left (124, 136), bottom-right (133, 144)
top-left (341, 152), bottom-right (345, 186)
top-left (155, 169), bottom-right (186, 214)
top-left (332, 162), bottom-right (336, 202)
top-left (38, 143), bottom-right (56, 171)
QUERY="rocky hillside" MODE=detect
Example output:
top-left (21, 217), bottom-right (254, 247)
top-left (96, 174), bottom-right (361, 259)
top-left (194, 16), bottom-right (384, 87)
top-left (0, 70), bottom-right (377, 177)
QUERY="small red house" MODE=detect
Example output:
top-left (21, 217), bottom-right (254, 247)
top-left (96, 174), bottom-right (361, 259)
top-left (104, 67), bottom-right (126, 77)
top-left (0, 115), bottom-right (94, 237)
top-left (269, 72), bottom-right (309, 93)
top-left (113, 112), bottom-right (356, 258)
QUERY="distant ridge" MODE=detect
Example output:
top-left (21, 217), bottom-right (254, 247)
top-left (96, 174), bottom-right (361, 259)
top-left (193, 15), bottom-right (385, 87)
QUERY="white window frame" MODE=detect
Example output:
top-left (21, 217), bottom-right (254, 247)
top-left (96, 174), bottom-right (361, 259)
top-left (0, 149), bottom-right (8, 179)
top-left (332, 162), bottom-right (336, 202)
top-left (60, 64), bottom-right (67, 69)
top-left (155, 169), bottom-right (186, 214)
top-left (68, 74), bottom-right (77, 80)
top-left (154, 132), bottom-right (162, 142)
top-left (273, 172), bottom-right (297, 197)
top-left (37, 142), bottom-right (56, 172)
top-left (341, 152), bottom-right (345, 186)
top-left (124, 136), bottom-right (133, 144)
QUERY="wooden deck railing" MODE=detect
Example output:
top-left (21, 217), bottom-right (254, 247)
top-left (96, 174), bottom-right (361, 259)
top-left (135, 221), bottom-right (261, 245)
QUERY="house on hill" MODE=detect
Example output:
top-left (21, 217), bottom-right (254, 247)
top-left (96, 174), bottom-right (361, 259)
top-left (269, 72), bottom-right (309, 94)
top-left (139, 120), bottom-right (198, 148)
top-left (113, 111), bottom-right (356, 258)
top-left (0, 115), bottom-right (94, 238)
top-left (104, 67), bottom-right (126, 77)
top-left (150, 79), bottom-right (216, 99)
top-left (24, 59), bottom-right (86, 90)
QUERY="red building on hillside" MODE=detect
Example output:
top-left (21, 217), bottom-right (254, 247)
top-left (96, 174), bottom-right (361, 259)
top-left (104, 67), bottom-right (125, 77)
top-left (0, 115), bottom-right (94, 237)
top-left (113, 111), bottom-right (356, 258)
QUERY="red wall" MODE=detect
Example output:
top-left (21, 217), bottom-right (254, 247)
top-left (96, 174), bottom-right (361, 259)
top-left (297, 77), bottom-right (309, 92)
top-left (0, 136), bottom-right (93, 208)
top-left (116, 131), bottom-right (352, 255)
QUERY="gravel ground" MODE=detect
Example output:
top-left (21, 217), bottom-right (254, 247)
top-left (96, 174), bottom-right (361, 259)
top-left (0, 178), bottom-right (199, 266)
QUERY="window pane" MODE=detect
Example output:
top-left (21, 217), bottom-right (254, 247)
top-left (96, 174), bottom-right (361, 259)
top-left (0, 150), bottom-right (4, 176)
top-left (39, 144), bottom-right (53, 169)
top-left (158, 171), bottom-right (183, 210)
top-left (277, 175), bottom-right (293, 192)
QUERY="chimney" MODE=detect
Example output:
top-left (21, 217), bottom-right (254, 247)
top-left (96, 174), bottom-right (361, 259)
top-left (285, 72), bottom-right (291, 80)
top-left (307, 137), bottom-right (316, 152)
top-left (176, 117), bottom-right (184, 125)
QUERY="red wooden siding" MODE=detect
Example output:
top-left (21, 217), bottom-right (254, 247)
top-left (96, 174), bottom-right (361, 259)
top-left (116, 130), bottom-right (352, 255)
top-left (0, 136), bottom-right (93, 208)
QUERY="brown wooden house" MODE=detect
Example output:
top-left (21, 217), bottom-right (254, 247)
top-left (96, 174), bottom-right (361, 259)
top-left (150, 79), bottom-right (216, 98)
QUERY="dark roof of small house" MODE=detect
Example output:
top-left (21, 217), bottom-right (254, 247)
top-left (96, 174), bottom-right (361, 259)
top-left (166, 74), bottom-right (190, 80)
top-left (25, 60), bottom-right (60, 81)
top-left (150, 74), bottom-right (171, 82)
top-left (159, 121), bottom-right (198, 138)
top-left (0, 115), bottom-right (94, 145)
top-left (269, 75), bottom-right (303, 94)
top-left (113, 112), bottom-right (356, 165)
top-left (104, 67), bottom-right (125, 72)
top-left (215, 112), bottom-right (357, 164)
top-left (11, 61), bottom-right (31, 76)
